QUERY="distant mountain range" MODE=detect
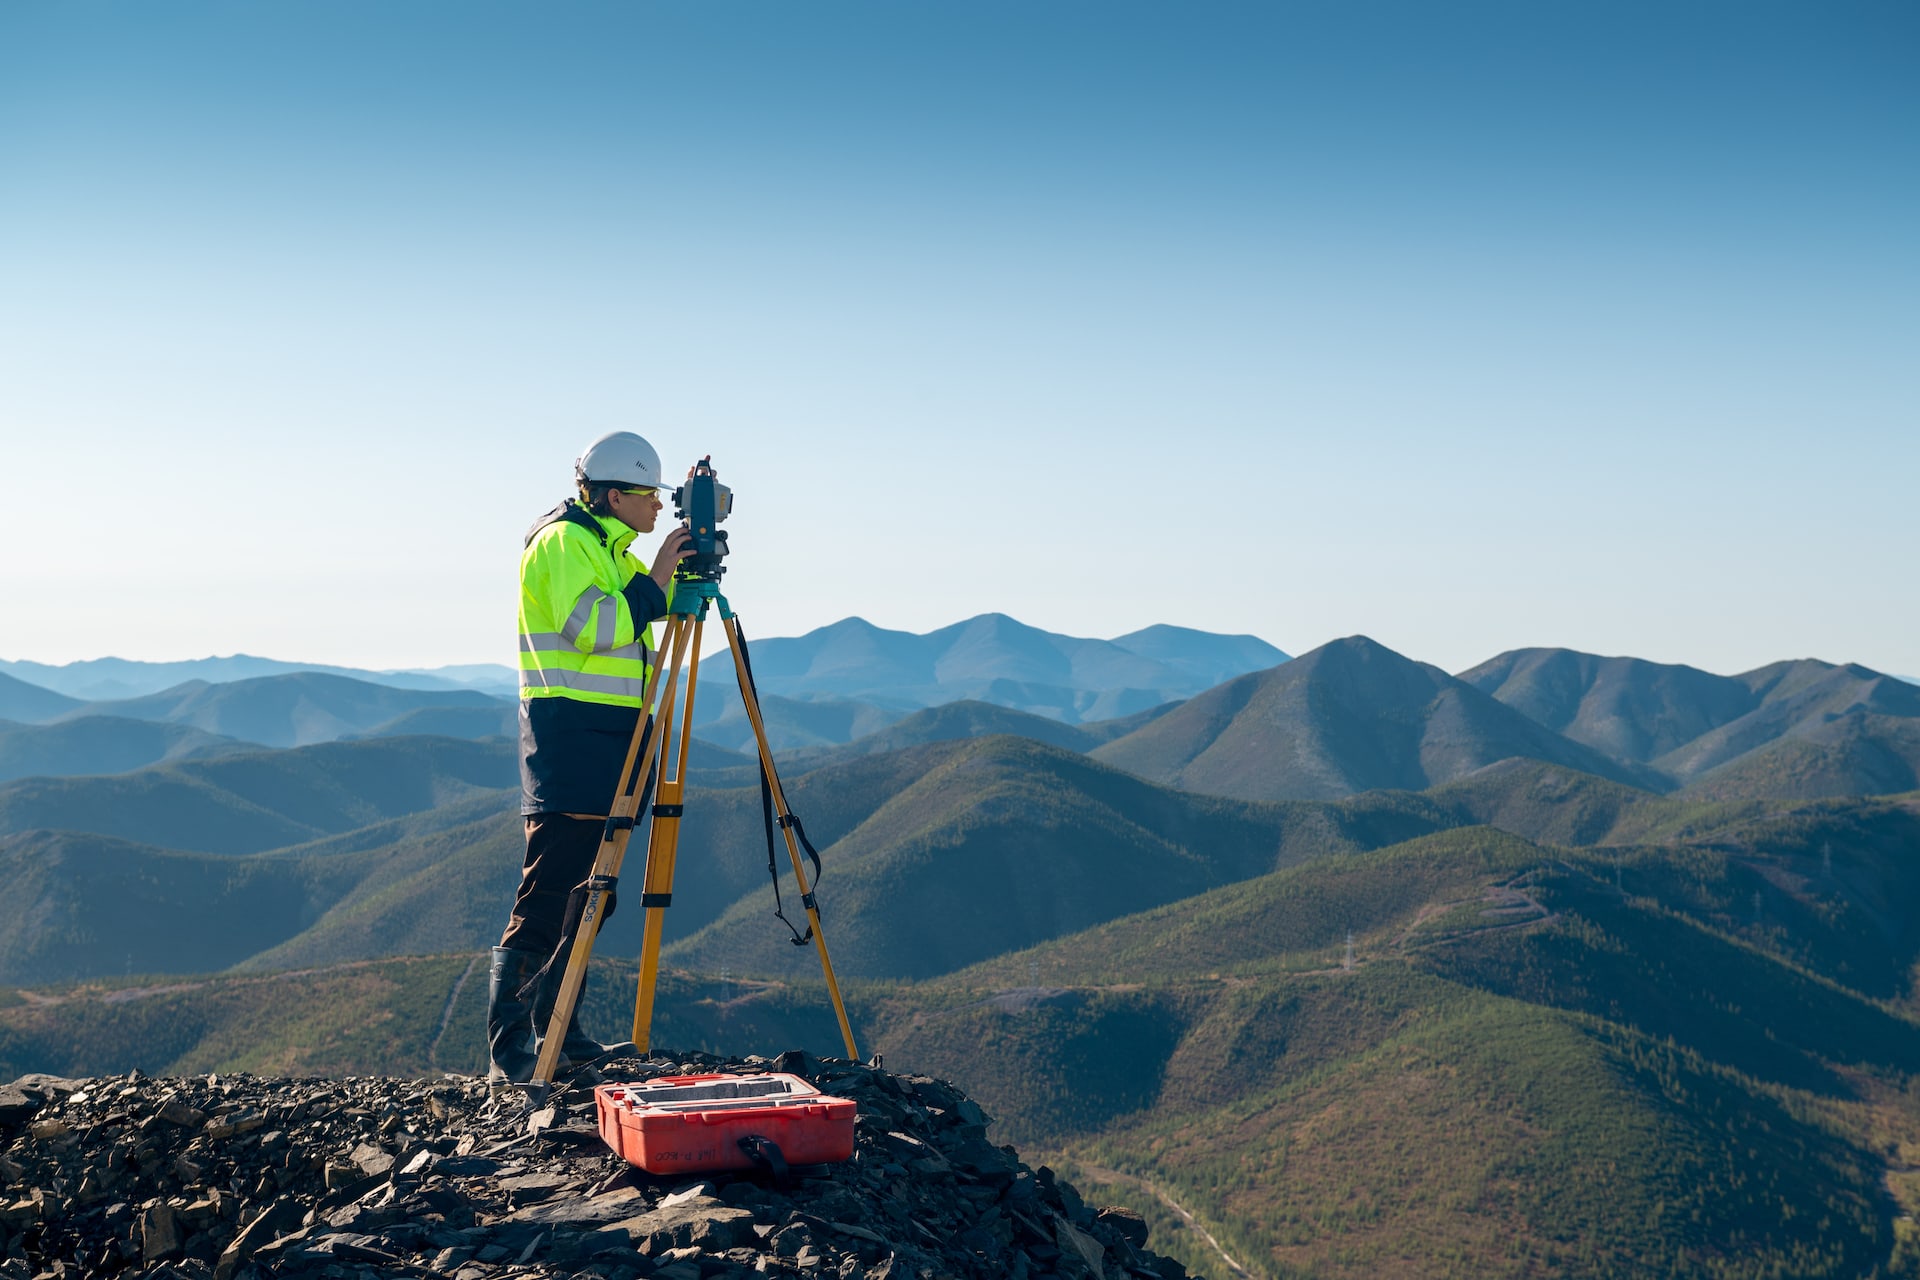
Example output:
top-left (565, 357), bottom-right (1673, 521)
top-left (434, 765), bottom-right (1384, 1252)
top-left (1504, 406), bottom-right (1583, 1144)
top-left (0, 654), bottom-right (515, 700)
top-left (48, 672), bottom-right (510, 749)
top-left (715, 614), bottom-right (1288, 722)
top-left (5, 624), bottom-right (1916, 817)
top-left (1090, 636), bottom-right (1658, 801)
top-left (0, 616), bottom-right (1287, 766)
top-left (1460, 646), bottom-right (1920, 795)
top-left (1088, 637), bottom-right (1920, 805)
top-left (0, 615), bottom-right (1288, 712)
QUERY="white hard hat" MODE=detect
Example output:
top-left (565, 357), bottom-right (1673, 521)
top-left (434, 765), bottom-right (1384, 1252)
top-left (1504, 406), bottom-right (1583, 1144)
top-left (575, 431), bottom-right (671, 490)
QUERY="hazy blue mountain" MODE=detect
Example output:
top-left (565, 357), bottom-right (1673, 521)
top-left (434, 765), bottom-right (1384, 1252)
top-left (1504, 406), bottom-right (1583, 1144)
top-left (732, 613), bottom-right (1287, 723)
top-left (688, 687), bottom-right (909, 753)
top-left (1108, 624), bottom-right (1290, 689)
top-left (0, 716), bottom-right (250, 784)
top-left (1074, 700), bottom-right (1182, 745)
top-left (0, 655), bottom-right (487, 700)
top-left (0, 673), bottom-right (84, 725)
top-left (59, 672), bottom-right (509, 749)
top-left (778, 699), bottom-right (1101, 769)
top-left (387, 663), bottom-right (519, 695)
top-left (3, 616), bottom-right (1275, 747)
top-left (1092, 635), bottom-right (1659, 802)
top-left (0, 735), bottom-right (516, 855)
top-left (346, 704), bottom-right (518, 741)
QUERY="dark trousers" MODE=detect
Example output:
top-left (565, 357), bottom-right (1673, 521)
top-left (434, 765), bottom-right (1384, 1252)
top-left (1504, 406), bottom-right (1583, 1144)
top-left (499, 815), bottom-right (605, 958)
top-left (504, 714), bottom-right (657, 958)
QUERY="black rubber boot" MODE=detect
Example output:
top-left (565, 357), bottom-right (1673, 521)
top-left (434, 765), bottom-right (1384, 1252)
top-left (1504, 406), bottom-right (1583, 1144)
top-left (533, 962), bottom-right (637, 1078)
top-left (485, 946), bottom-right (542, 1092)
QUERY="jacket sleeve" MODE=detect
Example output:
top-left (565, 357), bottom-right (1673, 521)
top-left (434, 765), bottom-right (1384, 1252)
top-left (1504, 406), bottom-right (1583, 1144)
top-left (524, 528), bottom-right (666, 655)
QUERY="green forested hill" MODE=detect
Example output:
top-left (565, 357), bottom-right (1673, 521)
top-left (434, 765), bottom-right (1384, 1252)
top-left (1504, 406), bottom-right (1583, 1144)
top-left (1461, 646), bottom-right (1920, 800)
top-left (4, 730), bottom-right (1882, 989)
top-left (1680, 710), bottom-right (1920, 803)
top-left (6, 809), bottom-right (1917, 1280)
top-left (1457, 646), bottom-right (1761, 760)
top-left (5, 673), bottom-right (1920, 1280)
top-left (1091, 636), bottom-right (1659, 801)
top-left (0, 795), bottom-right (527, 984)
top-left (875, 820), bottom-right (1920, 1279)
top-left (664, 735), bottom-right (1307, 980)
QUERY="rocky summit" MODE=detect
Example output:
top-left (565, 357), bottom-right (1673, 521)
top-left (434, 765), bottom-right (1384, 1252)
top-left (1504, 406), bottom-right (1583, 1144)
top-left (0, 1051), bottom-right (1180, 1280)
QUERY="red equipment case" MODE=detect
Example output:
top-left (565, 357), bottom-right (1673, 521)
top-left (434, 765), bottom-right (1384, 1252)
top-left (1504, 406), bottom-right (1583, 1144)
top-left (594, 1073), bottom-right (858, 1175)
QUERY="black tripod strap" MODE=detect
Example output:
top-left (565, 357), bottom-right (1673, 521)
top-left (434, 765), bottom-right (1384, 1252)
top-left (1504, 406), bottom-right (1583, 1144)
top-left (738, 1134), bottom-right (791, 1186)
top-left (738, 623), bottom-right (822, 947)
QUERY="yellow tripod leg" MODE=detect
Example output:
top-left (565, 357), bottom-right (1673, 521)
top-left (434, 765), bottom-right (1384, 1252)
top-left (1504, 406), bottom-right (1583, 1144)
top-left (527, 613), bottom-right (682, 1092)
top-left (722, 614), bottom-right (860, 1061)
top-left (631, 613), bottom-right (706, 1051)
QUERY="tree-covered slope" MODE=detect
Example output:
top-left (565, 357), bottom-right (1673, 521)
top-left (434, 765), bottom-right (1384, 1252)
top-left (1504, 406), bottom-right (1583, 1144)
top-left (663, 736), bottom-right (1309, 981)
top-left (871, 822), bottom-right (1920, 1279)
top-left (6, 800), bottom-right (1919, 1279)
top-left (0, 714), bottom-right (249, 783)
top-left (1458, 647), bottom-right (1758, 761)
top-left (0, 735), bottom-right (515, 854)
top-left (1462, 647), bottom-right (1920, 798)
top-left (1680, 710), bottom-right (1920, 802)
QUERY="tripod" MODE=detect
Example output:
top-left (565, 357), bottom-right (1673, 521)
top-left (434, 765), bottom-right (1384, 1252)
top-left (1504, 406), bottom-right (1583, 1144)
top-left (530, 578), bottom-right (859, 1095)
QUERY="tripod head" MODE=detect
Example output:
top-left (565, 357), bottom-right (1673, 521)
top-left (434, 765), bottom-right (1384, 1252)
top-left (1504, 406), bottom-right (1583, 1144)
top-left (666, 576), bottom-right (732, 619)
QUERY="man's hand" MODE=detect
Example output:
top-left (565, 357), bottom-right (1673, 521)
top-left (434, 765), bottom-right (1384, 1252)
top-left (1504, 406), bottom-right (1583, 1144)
top-left (650, 526), bottom-right (696, 591)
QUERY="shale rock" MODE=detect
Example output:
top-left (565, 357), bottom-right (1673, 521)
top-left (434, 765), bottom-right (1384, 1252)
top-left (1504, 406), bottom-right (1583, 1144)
top-left (0, 1053), bottom-right (1184, 1280)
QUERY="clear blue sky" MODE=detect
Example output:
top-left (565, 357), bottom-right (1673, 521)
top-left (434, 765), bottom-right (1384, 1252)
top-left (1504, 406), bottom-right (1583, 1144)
top-left (2, 1), bottom-right (1914, 677)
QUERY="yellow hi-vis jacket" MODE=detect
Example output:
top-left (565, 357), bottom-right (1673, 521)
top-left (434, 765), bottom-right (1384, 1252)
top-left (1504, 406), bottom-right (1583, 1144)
top-left (518, 501), bottom-right (672, 706)
top-left (516, 501), bottom-right (673, 815)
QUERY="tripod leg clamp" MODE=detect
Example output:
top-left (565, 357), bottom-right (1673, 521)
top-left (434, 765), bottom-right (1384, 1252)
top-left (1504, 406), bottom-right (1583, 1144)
top-left (602, 815), bottom-right (635, 842)
top-left (641, 893), bottom-right (673, 908)
top-left (653, 804), bottom-right (684, 818)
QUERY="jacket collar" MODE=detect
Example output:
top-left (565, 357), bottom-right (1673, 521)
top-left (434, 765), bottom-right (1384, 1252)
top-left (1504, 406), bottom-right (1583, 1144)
top-left (570, 500), bottom-right (639, 555)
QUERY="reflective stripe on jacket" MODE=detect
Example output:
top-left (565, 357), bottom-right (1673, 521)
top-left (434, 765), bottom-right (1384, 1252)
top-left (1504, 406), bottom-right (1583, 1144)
top-left (517, 501), bottom-right (672, 709)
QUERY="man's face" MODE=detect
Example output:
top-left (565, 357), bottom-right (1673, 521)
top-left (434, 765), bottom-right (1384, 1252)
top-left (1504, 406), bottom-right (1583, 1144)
top-left (607, 486), bottom-right (663, 533)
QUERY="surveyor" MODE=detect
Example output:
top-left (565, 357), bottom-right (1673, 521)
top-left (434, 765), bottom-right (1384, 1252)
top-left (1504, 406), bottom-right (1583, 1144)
top-left (489, 431), bottom-right (693, 1088)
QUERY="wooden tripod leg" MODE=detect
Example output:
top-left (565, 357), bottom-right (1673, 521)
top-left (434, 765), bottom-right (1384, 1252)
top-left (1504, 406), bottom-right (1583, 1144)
top-left (631, 613), bottom-right (706, 1051)
top-left (721, 614), bottom-right (860, 1061)
top-left (528, 613), bottom-right (687, 1091)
